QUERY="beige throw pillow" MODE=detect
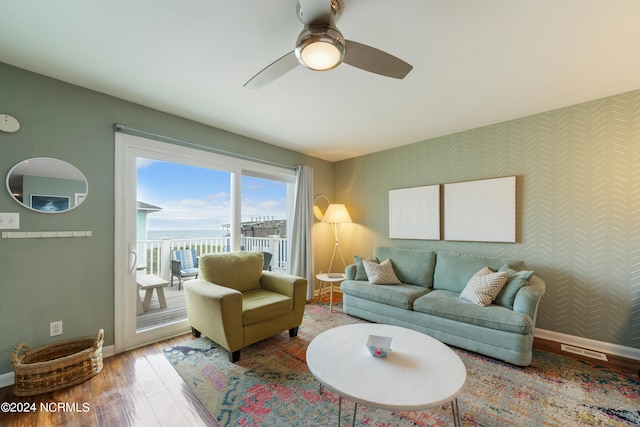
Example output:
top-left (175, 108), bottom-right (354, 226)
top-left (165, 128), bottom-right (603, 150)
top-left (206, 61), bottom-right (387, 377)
top-left (362, 258), bottom-right (401, 285)
top-left (460, 267), bottom-right (509, 306)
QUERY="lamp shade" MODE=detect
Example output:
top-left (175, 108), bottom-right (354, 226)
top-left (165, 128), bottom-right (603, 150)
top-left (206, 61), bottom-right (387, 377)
top-left (322, 204), bottom-right (352, 224)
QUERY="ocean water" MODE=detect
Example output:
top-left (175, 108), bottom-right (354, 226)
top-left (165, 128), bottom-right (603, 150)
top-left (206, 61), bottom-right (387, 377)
top-left (146, 229), bottom-right (227, 240)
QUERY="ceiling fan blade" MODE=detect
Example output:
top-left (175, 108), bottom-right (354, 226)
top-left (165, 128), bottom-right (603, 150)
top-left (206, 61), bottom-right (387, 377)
top-left (343, 40), bottom-right (413, 79)
top-left (298, 0), bottom-right (333, 25)
top-left (244, 51), bottom-right (300, 89)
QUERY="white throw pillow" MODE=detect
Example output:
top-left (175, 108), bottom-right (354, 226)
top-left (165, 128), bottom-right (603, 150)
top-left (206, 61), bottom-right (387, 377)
top-left (362, 258), bottom-right (401, 285)
top-left (460, 267), bottom-right (509, 306)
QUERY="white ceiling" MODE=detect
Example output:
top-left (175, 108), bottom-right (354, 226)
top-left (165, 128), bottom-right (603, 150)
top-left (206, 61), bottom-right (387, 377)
top-left (2, 1), bottom-right (640, 162)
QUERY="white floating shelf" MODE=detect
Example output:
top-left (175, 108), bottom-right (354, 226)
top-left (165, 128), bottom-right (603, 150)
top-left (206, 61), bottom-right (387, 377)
top-left (1, 230), bottom-right (92, 239)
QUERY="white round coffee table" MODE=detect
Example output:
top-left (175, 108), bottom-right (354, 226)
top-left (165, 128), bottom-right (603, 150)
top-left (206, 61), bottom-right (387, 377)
top-left (306, 323), bottom-right (466, 426)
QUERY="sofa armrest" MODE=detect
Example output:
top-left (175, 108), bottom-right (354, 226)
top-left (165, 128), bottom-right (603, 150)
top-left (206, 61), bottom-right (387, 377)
top-left (183, 279), bottom-right (243, 351)
top-left (345, 263), bottom-right (357, 280)
top-left (513, 275), bottom-right (546, 318)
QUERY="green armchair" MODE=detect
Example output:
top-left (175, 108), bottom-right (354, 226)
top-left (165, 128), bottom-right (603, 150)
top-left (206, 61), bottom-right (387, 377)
top-left (183, 251), bottom-right (307, 362)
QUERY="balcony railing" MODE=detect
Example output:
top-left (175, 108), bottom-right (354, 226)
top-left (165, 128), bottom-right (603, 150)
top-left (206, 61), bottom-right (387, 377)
top-left (136, 235), bottom-right (288, 280)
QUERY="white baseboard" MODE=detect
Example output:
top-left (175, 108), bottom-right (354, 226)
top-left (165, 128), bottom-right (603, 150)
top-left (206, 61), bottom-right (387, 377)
top-left (535, 328), bottom-right (640, 361)
top-left (0, 371), bottom-right (14, 389)
top-left (0, 344), bottom-right (116, 389)
top-left (102, 344), bottom-right (115, 358)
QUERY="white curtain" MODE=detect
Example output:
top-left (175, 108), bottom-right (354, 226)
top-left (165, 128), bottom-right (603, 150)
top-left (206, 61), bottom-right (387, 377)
top-left (290, 165), bottom-right (315, 299)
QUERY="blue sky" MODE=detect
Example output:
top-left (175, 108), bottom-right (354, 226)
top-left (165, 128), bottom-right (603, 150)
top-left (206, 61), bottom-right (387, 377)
top-left (137, 158), bottom-right (288, 231)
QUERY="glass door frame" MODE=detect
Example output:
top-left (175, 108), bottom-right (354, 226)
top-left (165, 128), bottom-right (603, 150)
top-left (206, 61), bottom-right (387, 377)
top-left (114, 132), bottom-right (295, 353)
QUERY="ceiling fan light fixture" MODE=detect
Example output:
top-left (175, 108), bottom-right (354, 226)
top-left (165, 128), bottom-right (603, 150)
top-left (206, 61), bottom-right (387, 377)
top-left (295, 26), bottom-right (346, 71)
top-left (243, 0), bottom-right (413, 89)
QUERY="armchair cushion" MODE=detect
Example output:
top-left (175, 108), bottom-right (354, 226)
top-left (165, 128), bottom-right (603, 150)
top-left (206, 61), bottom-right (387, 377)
top-left (242, 289), bottom-right (293, 325)
top-left (199, 252), bottom-right (263, 292)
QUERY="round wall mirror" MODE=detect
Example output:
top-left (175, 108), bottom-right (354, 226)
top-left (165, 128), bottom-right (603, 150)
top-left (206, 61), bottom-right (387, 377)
top-left (313, 194), bottom-right (330, 221)
top-left (6, 157), bottom-right (88, 213)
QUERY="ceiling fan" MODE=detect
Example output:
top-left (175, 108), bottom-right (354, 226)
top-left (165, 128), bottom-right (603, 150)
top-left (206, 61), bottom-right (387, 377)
top-left (244, 0), bottom-right (413, 89)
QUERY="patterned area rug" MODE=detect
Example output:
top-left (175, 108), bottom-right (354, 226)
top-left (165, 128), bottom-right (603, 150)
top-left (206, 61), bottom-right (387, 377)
top-left (164, 304), bottom-right (639, 426)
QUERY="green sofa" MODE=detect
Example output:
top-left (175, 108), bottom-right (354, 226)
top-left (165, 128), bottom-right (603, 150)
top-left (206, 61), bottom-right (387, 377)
top-left (341, 246), bottom-right (546, 366)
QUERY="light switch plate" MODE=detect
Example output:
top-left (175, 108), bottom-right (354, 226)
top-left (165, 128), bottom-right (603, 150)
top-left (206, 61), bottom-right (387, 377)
top-left (0, 213), bottom-right (20, 229)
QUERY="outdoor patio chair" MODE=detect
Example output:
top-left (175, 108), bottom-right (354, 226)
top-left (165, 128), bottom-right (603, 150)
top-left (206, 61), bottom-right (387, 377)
top-left (262, 251), bottom-right (273, 270)
top-left (171, 249), bottom-right (199, 290)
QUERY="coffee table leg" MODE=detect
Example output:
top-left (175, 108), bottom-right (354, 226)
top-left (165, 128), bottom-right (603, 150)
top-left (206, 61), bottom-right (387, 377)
top-left (451, 398), bottom-right (461, 427)
top-left (351, 402), bottom-right (358, 427)
top-left (338, 396), bottom-right (342, 426)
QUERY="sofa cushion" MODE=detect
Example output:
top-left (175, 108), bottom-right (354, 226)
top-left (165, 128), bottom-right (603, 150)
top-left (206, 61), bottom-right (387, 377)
top-left (340, 280), bottom-right (430, 310)
top-left (413, 290), bottom-right (533, 334)
top-left (353, 255), bottom-right (378, 280)
top-left (242, 289), bottom-right (293, 326)
top-left (374, 246), bottom-right (436, 288)
top-left (433, 252), bottom-right (526, 293)
top-left (459, 268), bottom-right (509, 306)
top-left (363, 258), bottom-right (401, 285)
top-left (495, 264), bottom-right (535, 309)
top-left (199, 252), bottom-right (263, 292)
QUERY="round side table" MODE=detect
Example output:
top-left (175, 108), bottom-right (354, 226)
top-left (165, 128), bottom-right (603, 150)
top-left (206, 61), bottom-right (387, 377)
top-left (315, 273), bottom-right (345, 312)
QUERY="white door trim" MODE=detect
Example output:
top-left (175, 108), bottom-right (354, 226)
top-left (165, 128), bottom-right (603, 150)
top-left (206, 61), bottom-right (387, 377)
top-left (114, 132), bottom-right (295, 353)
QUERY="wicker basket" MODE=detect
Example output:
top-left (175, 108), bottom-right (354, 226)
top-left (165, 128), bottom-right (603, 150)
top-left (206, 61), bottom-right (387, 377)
top-left (11, 329), bottom-right (104, 396)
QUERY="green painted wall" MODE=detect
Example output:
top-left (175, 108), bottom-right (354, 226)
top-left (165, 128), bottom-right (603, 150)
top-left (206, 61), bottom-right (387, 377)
top-left (0, 62), bottom-right (334, 374)
top-left (335, 90), bottom-right (640, 350)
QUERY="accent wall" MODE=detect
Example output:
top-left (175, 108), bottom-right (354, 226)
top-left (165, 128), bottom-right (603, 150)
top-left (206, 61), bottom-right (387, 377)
top-left (335, 90), bottom-right (640, 351)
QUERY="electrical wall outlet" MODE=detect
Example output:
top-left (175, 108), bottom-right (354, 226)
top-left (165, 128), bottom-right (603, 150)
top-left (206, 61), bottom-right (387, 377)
top-left (50, 321), bottom-right (63, 336)
top-left (0, 213), bottom-right (19, 229)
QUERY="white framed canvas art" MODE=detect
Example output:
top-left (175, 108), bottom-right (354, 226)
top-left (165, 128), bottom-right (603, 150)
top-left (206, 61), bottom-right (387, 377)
top-left (389, 185), bottom-right (440, 240)
top-left (444, 176), bottom-right (516, 243)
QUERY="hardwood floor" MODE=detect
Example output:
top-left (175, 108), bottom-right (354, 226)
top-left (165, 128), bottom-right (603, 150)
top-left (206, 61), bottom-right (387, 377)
top-left (0, 335), bottom-right (220, 427)
top-left (2, 294), bottom-right (637, 427)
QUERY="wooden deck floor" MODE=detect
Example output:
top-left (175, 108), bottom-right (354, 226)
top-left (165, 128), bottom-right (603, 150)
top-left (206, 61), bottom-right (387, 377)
top-left (136, 283), bottom-right (187, 331)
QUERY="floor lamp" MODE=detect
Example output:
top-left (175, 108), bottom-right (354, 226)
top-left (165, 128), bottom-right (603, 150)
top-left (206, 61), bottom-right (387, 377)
top-left (322, 204), bottom-right (353, 274)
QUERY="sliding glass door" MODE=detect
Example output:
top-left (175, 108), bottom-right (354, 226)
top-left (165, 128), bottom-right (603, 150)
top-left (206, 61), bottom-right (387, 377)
top-left (135, 158), bottom-right (232, 333)
top-left (114, 132), bottom-right (295, 352)
top-left (240, 174), bottom-right (294, 272)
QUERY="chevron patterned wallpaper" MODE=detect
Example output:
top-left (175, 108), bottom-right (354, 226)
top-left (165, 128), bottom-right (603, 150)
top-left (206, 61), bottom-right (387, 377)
top-left (334, 90), bottom-right (640, 350)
